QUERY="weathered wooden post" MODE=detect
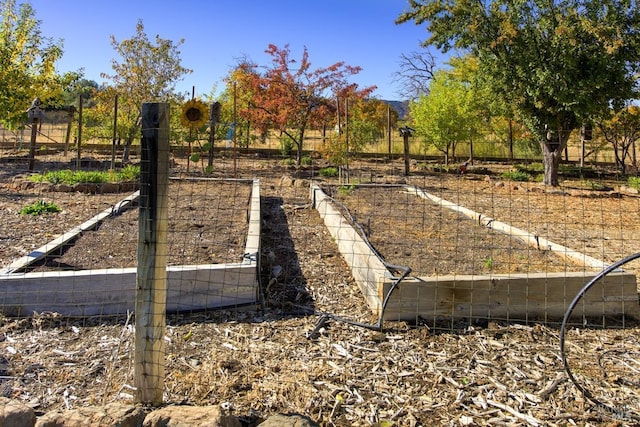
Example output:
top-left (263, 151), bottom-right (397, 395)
top-left (399, 126), bottom-right (415, 176)
top-left (26, 97), bottom-right (44, 171)
top-left (208, 101), bottom-right (221, 169)
top-left (135, 102), bottom-right (170, 405)
top-left (387, 105), bottom-right (392, 160)
top-left (76, 95), bottom-right (83, 170)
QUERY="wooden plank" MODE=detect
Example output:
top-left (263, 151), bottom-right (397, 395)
top-left (243, 179), bottom-right (261, 266)
top-left (0, 263), bottom-right (258, 317)
top-left (311, 185), bottom-right (388, 313)
top-left (380, 271), bottom-right (639, 321)
top-left (0, 191), bottom-right (140, 275)
top-left (406, 185), bottom-right (609, 270)
top-left (135, 102), bottom-right (169, 405)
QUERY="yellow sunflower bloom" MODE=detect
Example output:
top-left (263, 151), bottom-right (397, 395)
top-left (180, 99), bottom-right (209, 129)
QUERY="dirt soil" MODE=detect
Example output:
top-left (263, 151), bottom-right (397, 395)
top-left (0, 153), bottom-right (639, 425)
top-left (328, 185), bottom-right (585, 276)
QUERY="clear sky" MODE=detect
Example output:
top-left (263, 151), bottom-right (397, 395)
top-left (25, 0), bottom-right (439, 101)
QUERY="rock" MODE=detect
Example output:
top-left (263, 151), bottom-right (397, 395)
top-left (258, 413), bottom-right (319, 427)
top-left (143, 405), bottom-right (241, 427)
top-left (280, 175), bottom-right (295, 187)
top-left (0, 397), bottom-right (35, 427)
top-left (35, 403), bottom-right (145, 427)
top-left (294, 179), bottom-right (309, 188)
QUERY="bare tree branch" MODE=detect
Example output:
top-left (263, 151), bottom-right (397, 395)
top-left (393, 48), bottom-right (437, 100)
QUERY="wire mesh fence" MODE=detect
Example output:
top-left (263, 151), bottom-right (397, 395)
top-left (0, 119), bottom-right (639, 423)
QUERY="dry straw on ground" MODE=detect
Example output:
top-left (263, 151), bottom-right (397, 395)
top-left (0, 155), bottom-right (638, 425)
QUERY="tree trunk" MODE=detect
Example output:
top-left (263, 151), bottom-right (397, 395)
top-left (403, 134), bottom-right (410, 176)
top-left (122, 137), bottom-right (133, 164)
top-left (541, 123), bottom-right (573, 186)
top-left (541, 142), bottom-right (561, 186)
top-left (296, 128), bottom-right (305, 165)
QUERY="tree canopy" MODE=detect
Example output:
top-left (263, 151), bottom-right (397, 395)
top-left (598, 105), bottom-right (640, 173)
top-left (100, 20), bottom-right (192, 161)
top-left (411, 63), bottom-right (483, 163)
top-left (231, 44), bottom-right (374, 164)
top-left (0, 0), bottom-right (77, 128)
top-left (398, 0), bottom-right (640, 185)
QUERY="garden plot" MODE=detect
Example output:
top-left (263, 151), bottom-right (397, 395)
top-left (312, 183), bottom-right (638, 322)
top-left (0, 179), bottom-right (261, 316)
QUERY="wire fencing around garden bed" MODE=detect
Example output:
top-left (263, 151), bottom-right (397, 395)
top-left (1, 137), bottom-right (640, 423)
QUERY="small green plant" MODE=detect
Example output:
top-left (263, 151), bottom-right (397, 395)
top-left (20, 200), bottom-right (61, 215)
top-left (319, 167), bottom-right (339, 177)
top-left (280, 135), bottom-right (295, 157)
top-left (501, 170), bottom-right (531, 182)
top-left (483, 257), bottom-right (494, 269)
top-left (585, 180), bottom-right (610, 191)
top-left (301, 156), bottom-right (313, 166)
top-left (119, 164), bottom-right (141, 181)
top-left (29, 166), bottom-right (141, 185)
top-left (338, 184), bottom-right (355, 196)
top-left (515, 163), bottom-right (544, 174)
top-left (628, 176), bottom-right (640, 190)
top-left (280, 158), bottom-right (295, 166)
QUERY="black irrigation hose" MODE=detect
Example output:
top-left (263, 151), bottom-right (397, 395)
top-left (306, 190), bottom-right (412, 339)
top-left (560, 252), bottom-right (640, 421)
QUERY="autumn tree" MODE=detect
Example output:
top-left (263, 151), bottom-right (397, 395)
top-left (233, 44), bottom-right (373, 165)
top-left (398, 0), bottom-right (640, 186)
top-left (598, 106), bottom-right (640, 174)
top-left (347, 98), bottom-right (398, 154)
top-left (0, 0), bottom-right (78, 128)
top-left (101, 20), bottom-right (191, 163)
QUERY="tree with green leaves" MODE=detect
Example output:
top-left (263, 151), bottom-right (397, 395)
top-left (398, 0), bottom-right (640, 185)
top-left (0, 0), bottom-right (78, 128)
top-left (101, 19), bottom-right (192, 163)
top-left (411, 68), bottom-right (479, 164)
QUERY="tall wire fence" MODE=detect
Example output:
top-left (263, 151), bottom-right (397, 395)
top-left (0, 112), bottom-right (638, 424)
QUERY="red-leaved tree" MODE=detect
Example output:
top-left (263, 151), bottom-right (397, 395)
top-left (235, 44), bottom-right (374, 164)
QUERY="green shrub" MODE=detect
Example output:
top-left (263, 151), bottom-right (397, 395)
top-left (628, 176), bottom-right (640, 190)
top-left (301, 156), bottom-right (313, 166)
top-left (20, 200), bottom-right (61, 215)
top-left (280, 135), bottom-right (295, 157)
top-left (501, 170), bottom-right (531, 182)
top-left (319, 167), bottom-right (339, 177)
top-left (119, 165), bottom-right (141, 181)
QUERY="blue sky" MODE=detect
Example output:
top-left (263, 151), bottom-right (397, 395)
top-left (25, 0), bottom-right (441, 101)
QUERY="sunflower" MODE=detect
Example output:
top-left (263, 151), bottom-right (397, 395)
top-left (180, 99), bottom-right (209, 129)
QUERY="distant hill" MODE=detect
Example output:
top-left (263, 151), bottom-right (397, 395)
top-left (381, 100), bottom-right (410, 120)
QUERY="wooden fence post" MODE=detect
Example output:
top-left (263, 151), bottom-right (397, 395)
top-left (135, 102), bottom-right (170, 405)
top-left (28, 118), bottom-right (37, 172)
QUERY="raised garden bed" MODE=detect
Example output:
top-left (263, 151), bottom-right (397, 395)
top-left (0, 178), bottom-right (261, 316)
top-left (312, 183), bottom-right (639, 322)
